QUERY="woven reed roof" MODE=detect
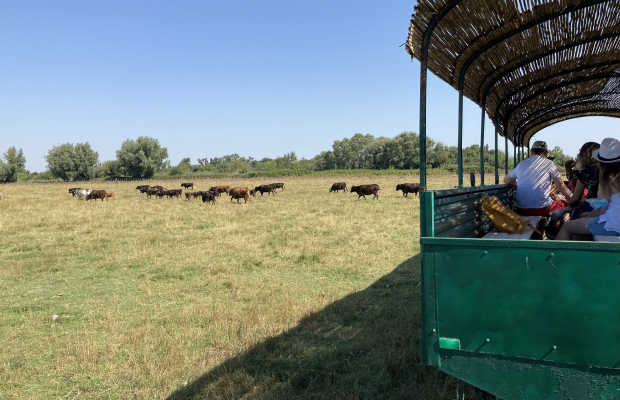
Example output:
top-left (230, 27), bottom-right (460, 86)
top-left (406, 0), bottom-right (620, 146)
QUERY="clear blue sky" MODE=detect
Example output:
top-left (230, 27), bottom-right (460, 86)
top-left (1, 1), bottom-right (617, 172)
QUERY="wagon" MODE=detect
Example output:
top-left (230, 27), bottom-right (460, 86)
top-left (405, 0), bottom-right (620, 398)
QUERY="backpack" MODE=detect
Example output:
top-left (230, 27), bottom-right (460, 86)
top-left (480, 194), bottom-right (541, 235)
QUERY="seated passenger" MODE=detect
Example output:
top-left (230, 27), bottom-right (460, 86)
top-left (503, 140), bottom-right (572, 223)
top-left (550, 142), bottom-right (599, 221)
top-left (565, 159), bottom-right (578, 191)
top-left (556, 138), bottom-right (620, 240)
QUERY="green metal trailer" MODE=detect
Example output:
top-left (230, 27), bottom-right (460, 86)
top-left (405, 0), bottom-right (620, 398)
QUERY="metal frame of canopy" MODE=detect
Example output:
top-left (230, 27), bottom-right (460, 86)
top-left (406, 0), bottom-right (620, 398)
top-left (409, 0), bottom-right (620, 187)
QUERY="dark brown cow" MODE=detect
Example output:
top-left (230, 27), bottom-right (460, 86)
top-left (136, 185), bottom-right (149, 193)
top-left (329, 182), bottom-right (347, 193)
top-left (350, 184), bottom-right (379, 200)
top-left (396, 183), bottom-right (422, 197)
top-left (249, 189), bottom-right (256, 198)
top-left (271, 183), bottom-right (285, 191)
top-left (181, 182), bottom-right (194, 189)
top-left (254, 185), bottom-right (275, 196)
top-left (86, 190), bottom-right (107, 202)
top-left (229, 187), bottom-right (251, 203)
top-left (201, 192), bottom-right (217, 205)
top-left (210, 186), bottom-right (230, 196)
top-left (146, 187), bottom-right (162, 199)
top-left (185, 193), bottom-right (192, 200)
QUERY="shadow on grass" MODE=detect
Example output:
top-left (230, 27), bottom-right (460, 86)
top-left (167, 255), bottom-right (459, 400)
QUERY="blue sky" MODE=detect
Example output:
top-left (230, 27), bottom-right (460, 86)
top-left (1, 1), bottom-right (617, 172)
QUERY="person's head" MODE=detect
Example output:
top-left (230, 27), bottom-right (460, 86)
top-left (575, 142), bottom-right (600, 170)
top-left (593, 138), bottom-right (620, 193)
top-left (530, 141), bottom-right (549, 157)
top-left (565, 159), bottom-right (576, 181)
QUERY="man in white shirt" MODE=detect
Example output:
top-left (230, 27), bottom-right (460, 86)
top-left (503, 141), bottom-right (573, 222)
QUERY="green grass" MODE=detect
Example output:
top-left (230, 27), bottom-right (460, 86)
top-left (0, 175), bottom-right (484, 399)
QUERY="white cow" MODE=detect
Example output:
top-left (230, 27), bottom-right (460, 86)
top-left (75, 189), bottom-right (91, 200)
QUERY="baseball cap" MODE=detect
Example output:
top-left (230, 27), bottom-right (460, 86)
top-left (531, 141), bottom-right (548, 150)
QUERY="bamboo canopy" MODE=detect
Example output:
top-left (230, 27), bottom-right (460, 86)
top-left (406, 0), bottom-right (620, 146)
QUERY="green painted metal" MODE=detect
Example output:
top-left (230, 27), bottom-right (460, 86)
top-left (480, 102), bottom-right (485, 185)
top-left (439, 338), bottom-right (461, 350)
top-left (420, 236), bottom-right (620, 399)
top-left (417, 0), bottom-right (464, 192)
top-left (505, 135), bottom-right (508, 175)
top-left (494, 123), bottom-right (498, 184)
top-left (458, 85), bottom-right (464, 187)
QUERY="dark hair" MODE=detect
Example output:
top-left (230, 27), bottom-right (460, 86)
top-left (599, 161), bottom-right (620, 194)
top-left (532, 148), bottom-right (547, 156)
top-left (565, 159), bottom-right (576, 181)
top-left (577, 142), bottom-right (600, 169)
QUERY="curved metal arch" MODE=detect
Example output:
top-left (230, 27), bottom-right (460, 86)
top-left (519, 110), bottom-right (620, 146)
top-left (514, 90), bottom-right (620, 131)
top-left (514, 96), bottom-right (620, 134)
top-left (501, 73), bottom-right (620, 134)
top-left (457, 0), bottom-right (611, 92)
top-left (486, 32), bottom-right (620, 129)
top-left (483, 58), bottom-right (620, 121)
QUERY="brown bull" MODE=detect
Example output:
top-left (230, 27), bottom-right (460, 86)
top-left (229, 187), bottom-right (251, 203)
top-left (86, 190), bottom-right (107, 202)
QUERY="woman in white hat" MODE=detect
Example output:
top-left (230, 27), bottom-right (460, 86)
top-left (556, 137), bottom-right (620, 240)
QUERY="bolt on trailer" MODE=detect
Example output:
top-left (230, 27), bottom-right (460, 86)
top-left (405, 0), bottom-right (620, 398)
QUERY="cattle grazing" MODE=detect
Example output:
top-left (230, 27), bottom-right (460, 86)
top-left (146, 187), bottom-right (162, 199)
top-left (201, 192), bottom-right (217, 205)
top-left (350, 184), bottom-right (380, 200)
top-left (329, 182), bottom-right (347, 193)
top-left (136, 185), bottom-right (150, 193)
top-left (69, 188), bottom-right (82, 197)
top-left (210, 186), bottom-right (230, 196)
top-left (181, 182), bottom-right (194, 190)
top-left (255, 184), bottom-right (275, 196)
top-left (271, 183), bottom-right (285, 191)
top-left (396, 183), bottom-right (422, 197)
top-left (86, 190), bottom-right (107, 202)
top-left (249, 189), bottom-right (256, 198)
top-left (229, 187), bottom-right (251, 203)
top-left (185, 193), bottom-right (192, 200)
top-left (75, 189), bottom-right (91, 200)
top-left (105, 192), bottom-right (115, 199)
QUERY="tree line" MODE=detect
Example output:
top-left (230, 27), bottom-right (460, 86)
top-left (1, 132), bottom-right (572, 182)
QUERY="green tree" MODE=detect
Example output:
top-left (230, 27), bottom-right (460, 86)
top-left (116, 137), bottom-right (169, 178)
top-left (0, 147), bottom-right (26, 182)
top-left (45, 143), bottom-right (99, 181)
top-left (548, 146), bottom-right (572, 170)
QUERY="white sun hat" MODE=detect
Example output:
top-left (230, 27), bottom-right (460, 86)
top-left (592, 138), bottom-right (620, 163)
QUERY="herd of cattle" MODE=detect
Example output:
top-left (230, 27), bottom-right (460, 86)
top-left (329, 182), bottom-right (423, 199)
top-left (66, 181), bottom-right (423, 203)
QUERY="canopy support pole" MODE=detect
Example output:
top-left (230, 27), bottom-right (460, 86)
top-left (505, 135), bottom-right (508, 174)
top-left (494, 123), bottom-right (499, 184)
top-left (480, 101), bottom-right (485, 186)
top-left (457, 85), bottom-right (464, 187)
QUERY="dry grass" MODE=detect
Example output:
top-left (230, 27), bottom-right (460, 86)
top-left (0, 175), bottom-right (482, 399)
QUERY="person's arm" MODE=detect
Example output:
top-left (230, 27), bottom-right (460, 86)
top-left (569, 180), bottom-right (587, 207)
top-left (503, 174), bottom-right (517, 186)
top-left (552, 177), bottom-right (572, 200)
top-left (580, 184), bottom-right (609, 218)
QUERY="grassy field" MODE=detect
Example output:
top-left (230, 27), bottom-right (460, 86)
top-left (0, 175), bottom-right (487, 399)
